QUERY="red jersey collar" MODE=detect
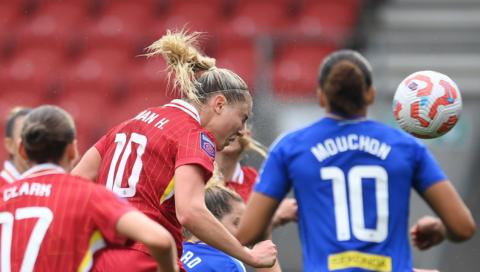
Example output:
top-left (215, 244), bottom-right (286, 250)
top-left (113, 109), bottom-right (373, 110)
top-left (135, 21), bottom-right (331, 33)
top-left (21, 163), bottom-right (65, 179)
top-left (230, 163), bottom-right (245, 184)
top-left (164, 99), bottom-right (201, 124)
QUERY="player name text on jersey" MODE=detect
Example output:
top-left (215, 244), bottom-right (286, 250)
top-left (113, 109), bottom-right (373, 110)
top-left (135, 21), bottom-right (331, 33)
top-left (133, 110), bottom-right (170, 129)
top-left (3, 182), bottom-right (52, 201)
top-left (311, 134), bottom-right (391, 162)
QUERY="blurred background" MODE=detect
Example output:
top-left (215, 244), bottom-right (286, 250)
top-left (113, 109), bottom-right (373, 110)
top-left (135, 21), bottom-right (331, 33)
top-left (0, 0), bottom-right (479, 270)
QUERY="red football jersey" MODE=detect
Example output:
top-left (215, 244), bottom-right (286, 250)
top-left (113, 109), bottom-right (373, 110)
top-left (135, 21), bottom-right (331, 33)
top-left (0, 163), bottom-right (134, 272)
top-left (226, 163), bottom-right (258, 202)
top-left (0, 160), bottom-right (22, 187)
top-left (94, 99), bottom-right (216, 258)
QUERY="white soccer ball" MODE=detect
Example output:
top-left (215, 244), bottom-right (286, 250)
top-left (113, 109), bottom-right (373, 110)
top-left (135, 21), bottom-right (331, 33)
top-left (392, 70), bottom-right (462, 139)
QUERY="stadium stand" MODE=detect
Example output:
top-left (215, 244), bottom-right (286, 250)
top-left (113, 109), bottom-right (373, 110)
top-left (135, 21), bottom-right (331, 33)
top-left (0, 0), bottom-right (362, 158)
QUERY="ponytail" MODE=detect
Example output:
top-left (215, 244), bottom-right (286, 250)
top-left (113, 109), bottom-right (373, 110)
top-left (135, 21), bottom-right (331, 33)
top-left (239, 135), bottom-right (268, 158)
top-left (318, 50), bottom-right (373, 117)
top-left (146, 29), bottom-right (250, 104)
top-left (22, 105), bottom-right (75, 164)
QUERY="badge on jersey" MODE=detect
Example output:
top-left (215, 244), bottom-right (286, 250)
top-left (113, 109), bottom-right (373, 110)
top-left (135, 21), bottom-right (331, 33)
top-left (200, 133), bottom-right (216, 158)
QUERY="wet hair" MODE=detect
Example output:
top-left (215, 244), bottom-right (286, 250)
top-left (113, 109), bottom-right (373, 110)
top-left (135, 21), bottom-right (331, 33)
top-left (144, 29), bottom-right (250, 104)
top-left (21, 105), bottom-right (76, 164)
top-left (205, 185), bottom-right (243, 220)
top-left (5, 107), bottom-right (32, 138)
top-left (318, 50), bottom-right (373, 117)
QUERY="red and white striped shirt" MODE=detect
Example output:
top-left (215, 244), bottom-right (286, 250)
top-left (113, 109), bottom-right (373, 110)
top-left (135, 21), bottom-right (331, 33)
top-left (226, 163), bottom-right (259, 202)
top-left (93, 99), bottom-right (216, 264)
top-left (0, 163), bottom-right (134, 271)
top-left (0, 160), bottom-right (22, 187)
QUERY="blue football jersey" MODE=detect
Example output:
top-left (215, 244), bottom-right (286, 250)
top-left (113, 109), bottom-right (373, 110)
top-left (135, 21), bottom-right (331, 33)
top-left (255, 117), bottom-right (446, 272)
top-left (181, 242), bottom-right (246, 272)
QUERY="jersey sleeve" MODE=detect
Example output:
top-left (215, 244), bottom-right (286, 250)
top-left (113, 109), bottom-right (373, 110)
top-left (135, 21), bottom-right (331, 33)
top-left (254, 137), bottom-right (292, 202)
top-left (412, 141), bottom-right (447, 193)
top-left (88, 185), bottom-right (136, 245)
top-left (93, 134), bottom-right (108, 158)
top-left (175, 129), bottom-right (215, 180)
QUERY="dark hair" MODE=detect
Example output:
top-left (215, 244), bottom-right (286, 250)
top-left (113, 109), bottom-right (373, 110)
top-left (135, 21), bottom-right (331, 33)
top-left (5, 107), bottom-right (32, 138)
top-left (145, 30), bottom-right (249, 105)
top-left (318, 50), bottom-right (373, 116)
top-left (21, 105), bottom-right (76, 164)
top-left (205, 185), bottom-right (243, 220)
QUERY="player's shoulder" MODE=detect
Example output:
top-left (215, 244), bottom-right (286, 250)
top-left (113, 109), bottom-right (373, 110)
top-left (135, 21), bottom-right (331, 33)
top-left (44, 173), bottom-right (111, 194)
top-left (184, 243), bottom-right (245, 272)
top-left (241, 165), bottom-right (258, 175)
top-left (366, 119), bottom-right (424, 147)
top-left (0, 176), bottom-right (10, 188)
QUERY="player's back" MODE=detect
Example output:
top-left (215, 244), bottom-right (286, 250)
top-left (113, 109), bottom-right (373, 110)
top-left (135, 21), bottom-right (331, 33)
top-left (181, 242), bottom-right (246, 272)
top-left (0, 164), bottom-right (132, 271)
top-left (260, 117), bottom-right (446, 271)
top-left (94, 100), bottom-right (215, 254)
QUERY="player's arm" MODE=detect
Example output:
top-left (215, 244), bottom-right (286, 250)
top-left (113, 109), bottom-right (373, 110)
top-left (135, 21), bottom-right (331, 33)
top-left (412, 180), bottom-right (476, 249)
top-left (71, 147), bottom-right (101, 181)
top-left (116, 211), bottom-right (178, 272)
top-left (175, 164), bottom-right (277, 268)
top-left (237, 192), bottom-right (280, 246)
top-left (271, 198), bottom-right (297, 229)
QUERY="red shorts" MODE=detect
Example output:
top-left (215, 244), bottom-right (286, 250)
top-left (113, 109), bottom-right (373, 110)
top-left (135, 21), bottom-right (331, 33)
top-left (93, 248), bottom-right (185, 272)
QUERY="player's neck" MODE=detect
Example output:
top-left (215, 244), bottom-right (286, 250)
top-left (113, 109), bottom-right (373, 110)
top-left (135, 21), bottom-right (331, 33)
top-left (326, 110), bottom-right (367, 120)
top-left (187, 236), bottom-right (201, 243)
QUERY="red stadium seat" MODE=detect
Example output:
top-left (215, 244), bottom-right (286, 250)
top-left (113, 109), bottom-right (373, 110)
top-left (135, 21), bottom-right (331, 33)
top-left (273, 40), bottom-right (337, 98)
top-left (57, 89), bottom-right (116, 152)
top-left (0, 2), bottom-right (24, 59)
top-left (225, 0), bottom-right (291, 36)
top-left (214, 36), bottom-right (257, 88)
top-left (129, 56), bottom-right (170, 97)
top-left (84, 1), bottom-right (154, 51)
top-left (164, 1), bottom-right (222, 32)
top-left (15, 2), bottom-right (87, 53)
top-left (294, 0), bottom-right (360, 38)
top-left (63, 47), bottom-right (132, 95)
top-left (0, 2), bottom-right (22, 33)
top-left (0, 48), bottom-right (64, 94)
top-left (0, 90), bottom-right (42, 118)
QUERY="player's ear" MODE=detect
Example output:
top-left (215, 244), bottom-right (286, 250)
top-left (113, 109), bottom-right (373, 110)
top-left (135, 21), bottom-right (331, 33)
top-left (66, 140), bottom-right (80, 169)
top-left (366, 86), bottom-right (376, 105)
top-left (18, 141), bottom-right (29, 161)
top-left (317, 87), bottom-right (327, 108)
top-left (211, 94), bottom-right (227, 115)
top-left (4, 137), bottom-right (15, 155)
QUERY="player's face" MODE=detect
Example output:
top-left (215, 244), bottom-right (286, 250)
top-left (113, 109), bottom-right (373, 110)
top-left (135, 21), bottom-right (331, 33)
top-left (220, 200), bottom-right (246, 235)
top-left (219, 132), bottom-right (247, 156)
top-left (5, 116), bottom-right (29, 172)
top-left (215, 97), bottom-right (252, 151)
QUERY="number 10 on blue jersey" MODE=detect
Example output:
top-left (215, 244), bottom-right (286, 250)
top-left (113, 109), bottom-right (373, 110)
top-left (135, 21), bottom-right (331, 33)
top-left (321, 165), bottom-right (388, 243)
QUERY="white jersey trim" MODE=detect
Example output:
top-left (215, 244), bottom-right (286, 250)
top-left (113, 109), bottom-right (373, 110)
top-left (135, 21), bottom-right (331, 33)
top-left (230, 163), bottom-right (245, 184)
top-left (1, 160), bottom-right (21, 183)
top-left (21, 163), bottom-right (65, 179)
top-left (164, 99), bottom-right (201, 124)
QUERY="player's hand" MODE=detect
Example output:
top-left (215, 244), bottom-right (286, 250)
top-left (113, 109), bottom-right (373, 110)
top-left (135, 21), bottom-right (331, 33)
top-left (410, 216), bottom-right (446, 250)
top-left (272, 198), bottom-right (298, 228)
top-left (247, 240), bottom-right (278, 268)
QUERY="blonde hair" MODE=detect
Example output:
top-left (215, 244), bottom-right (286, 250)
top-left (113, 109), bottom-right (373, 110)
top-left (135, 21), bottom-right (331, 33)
top-left (145, 29), bottom-right (250, 104)
top-left (239, 135), bottom-right (268, 158)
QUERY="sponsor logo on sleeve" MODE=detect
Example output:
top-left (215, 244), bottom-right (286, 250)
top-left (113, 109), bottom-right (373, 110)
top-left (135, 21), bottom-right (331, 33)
top-left (200, 133), bottom-right (216, 158)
